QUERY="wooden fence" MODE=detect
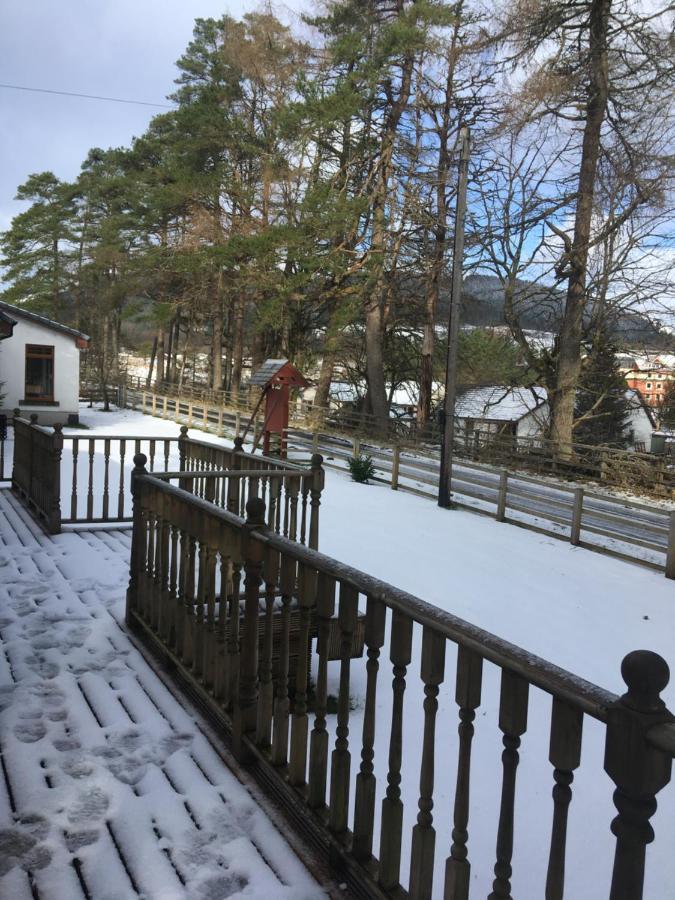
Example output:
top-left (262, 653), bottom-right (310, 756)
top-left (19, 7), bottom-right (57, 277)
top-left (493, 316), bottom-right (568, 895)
top-left (119, 376), bottom-right (675, 497)
top-left (126, 454), bottom-right (675, 900)
top-left (12, 415), bottom-right (63, 533)
top-left (105, 384), bottom-right (675, 578)
top-left (9, 416), bottom-right (324, 545)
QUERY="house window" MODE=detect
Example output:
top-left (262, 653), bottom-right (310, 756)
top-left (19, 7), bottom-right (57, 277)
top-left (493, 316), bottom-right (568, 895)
top-left (646, 382), bottom-right (652, 389)
top-left (25, 345), bottom-right (54, 401)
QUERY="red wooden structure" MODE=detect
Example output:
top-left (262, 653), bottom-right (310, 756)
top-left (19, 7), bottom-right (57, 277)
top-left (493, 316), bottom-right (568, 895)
top-left (247, 359), bottom-right (309, 457)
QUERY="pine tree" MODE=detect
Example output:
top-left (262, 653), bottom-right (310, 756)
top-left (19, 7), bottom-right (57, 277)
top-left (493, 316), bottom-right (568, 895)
top-left (574, 336), bottom-right (631, 447)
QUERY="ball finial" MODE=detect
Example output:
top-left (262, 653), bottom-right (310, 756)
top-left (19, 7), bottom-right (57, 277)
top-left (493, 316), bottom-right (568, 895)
top-left (621, 650), bottom-right (670, 713)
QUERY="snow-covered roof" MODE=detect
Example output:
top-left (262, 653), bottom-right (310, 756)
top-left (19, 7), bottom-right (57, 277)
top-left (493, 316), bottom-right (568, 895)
top-left (455, 386), bottom-right (548, 421)
top-left (0, 300), bottom-right (90, 342)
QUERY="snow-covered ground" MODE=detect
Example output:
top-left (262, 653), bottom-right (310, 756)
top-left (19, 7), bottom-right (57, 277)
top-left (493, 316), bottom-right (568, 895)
top-left (3, 404), bottom-right (675, 898)
top-left (0, 488), bottom-right (324, 899)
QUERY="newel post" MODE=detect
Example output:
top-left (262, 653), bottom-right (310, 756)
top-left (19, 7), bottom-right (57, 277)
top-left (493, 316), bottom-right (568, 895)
top-left (309, 453), bottom-right (324, 551)
top-left (126, 453), bottom-right (148, 627)
top-left (232, 496), bottom-right (266, 763)
top-left (47, 423), bottom-right (63, 534)
top-left (178, 425), bottom-right (192, 492)
top-left (604, 650), bottom-right (674, 900)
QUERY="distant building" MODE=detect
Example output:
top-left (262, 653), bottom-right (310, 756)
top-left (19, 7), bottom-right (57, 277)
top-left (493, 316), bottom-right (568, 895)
top-left (621, 353), bottom-right (675, 409)
top-left (454, 384), bottom-right (656, 451)
top-left (454, 386), bottom-right (549, 443)
top-left (0, 301), bottom-right (89, 425)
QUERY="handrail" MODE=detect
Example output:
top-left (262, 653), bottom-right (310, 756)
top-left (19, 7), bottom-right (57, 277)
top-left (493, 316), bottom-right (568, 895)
top-left (138, 471), bottom-right (616, 720)
top-left (127, 460), bottom-right (675, 899)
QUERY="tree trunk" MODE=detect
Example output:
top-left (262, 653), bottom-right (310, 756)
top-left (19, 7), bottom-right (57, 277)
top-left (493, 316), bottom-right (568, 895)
top-left (230, 294), bottom-right (245, 401)
top-left (147, 335), bottom-right (157, 388)
top-left (155, 325), bottom-right (165, 387)
top-left (550, 0), bottom-right (610, 458)
top-left (211, 303), bottom-right (223, 390)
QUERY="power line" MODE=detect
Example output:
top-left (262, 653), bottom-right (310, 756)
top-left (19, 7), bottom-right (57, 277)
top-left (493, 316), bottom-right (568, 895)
top-left (0, 82), bottom-right (174, 109)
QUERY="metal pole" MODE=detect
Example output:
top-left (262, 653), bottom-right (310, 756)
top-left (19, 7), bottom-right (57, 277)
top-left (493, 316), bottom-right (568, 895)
top-left (438, 125), bottom-right (471, 507)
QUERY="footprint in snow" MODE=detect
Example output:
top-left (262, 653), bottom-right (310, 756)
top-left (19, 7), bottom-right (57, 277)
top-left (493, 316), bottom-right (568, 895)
top-left (27, 682), bottom-right (65, 707)
top-left (23, 655), bottom-right (60, 679)
top-left (53, 737), bottom-right (82, 752)
top-left (0, 814), bottom-right (52, 877)
top-left (13, 719), bottom-right (47, 743)
top-left (91, 727), bottom-right (193, 785)
top-left (194, 873), bottom-right (249, 900)
top-left (67, 785), bottom-right (110, 825)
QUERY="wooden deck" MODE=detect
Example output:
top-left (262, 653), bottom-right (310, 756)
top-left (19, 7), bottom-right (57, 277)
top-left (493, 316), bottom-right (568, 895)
top-left (0, 488), bottom-right (326, 900)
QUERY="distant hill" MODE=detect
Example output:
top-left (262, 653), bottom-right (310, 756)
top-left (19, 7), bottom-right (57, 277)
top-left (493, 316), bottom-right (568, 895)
top-left (434, 274), bottom-right (673, 348)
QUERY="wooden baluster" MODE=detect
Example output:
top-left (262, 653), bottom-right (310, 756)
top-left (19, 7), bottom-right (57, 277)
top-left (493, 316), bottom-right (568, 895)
top-left (144, 509), bottom-right (156, 625)
top-left (299, 477), bottom-right (309, 545)
top-left (604, 650), bottom-right (673, 900)
top-left (213, 552), bottom-right (230, 702)
top-left (256, 546), bottom-right (280, 747)
top-left (488, 669), bottom-right (529, 900)
top-left (283, 484), bottom-right (290, 538)
top-left (267, 477), bottom-right (279, 533)
top-left (289, 563), bottom-right (316, 786)
top-left (163, 439), bottom-right (170, 472)
top-left (175, 527), bottom-right (188, 660)
top-left (444, 646), bottom-right (483, 900)
top-left (308, 573), bottom-right (336, 809)
top-left (545, 698), bottom-right (583, 900)
top-left (86, 438), bottom-right (95, 520)
top-left (202, 540), bottom-right (218, 690)
top-left (271, 554), bottom-right (296, 766)
top-left (193, 539), bottom-right (207, 678)
top-left (156, 496), bottom-right (170, 639)
top-left (353, 597), bottom-right (386, 860)
top-left (233, 498), bottom-right (265, 762)
top-left (167, 520), bottom-right (178, 649)
top-left (378, 610), bottom-right (414, 891)
top-left (328, 582), bottom-right (359, 835)
top-left (118, 439), bottom-right (126, 519)
top-left (149, 438), bottom-right (156, 472)
top-left (288, 477), bottom-right (299, 542)
top-left (409, 628), bottom-right (446, 899)
top-left (181, 533), bottom-right (197, 668)
top-left (309, 454), bottom-right (324, 550)
top-left (70, 437), bottom-right (79, 520)
top-left (102, 438), bottom-right (111, 521)
top-left (225, 560), bottom-right (242, 710)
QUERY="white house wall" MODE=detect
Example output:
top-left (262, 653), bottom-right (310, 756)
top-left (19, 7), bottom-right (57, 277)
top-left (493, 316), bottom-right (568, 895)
top-left (0, 318), bottom-right (81, 424)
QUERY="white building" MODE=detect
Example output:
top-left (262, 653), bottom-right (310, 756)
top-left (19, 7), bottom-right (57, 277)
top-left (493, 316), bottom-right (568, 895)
top-left (0, 301), bottom-right (89, 425)
top-left (454, 386), bottom-right (550, 443)
top-left (454, 384), bottom-right (656, 451)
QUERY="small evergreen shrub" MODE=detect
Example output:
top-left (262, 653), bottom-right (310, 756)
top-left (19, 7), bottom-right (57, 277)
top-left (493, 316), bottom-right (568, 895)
top-left (348, 453), bottom-right (375, 483)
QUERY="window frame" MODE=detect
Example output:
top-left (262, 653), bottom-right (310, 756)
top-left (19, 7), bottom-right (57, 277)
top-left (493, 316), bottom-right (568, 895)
top-left (24, 344), bottom-right (55, 403)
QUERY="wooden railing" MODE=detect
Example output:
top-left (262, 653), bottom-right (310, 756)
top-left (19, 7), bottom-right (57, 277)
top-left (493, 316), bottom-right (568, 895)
top-left (126, 454), bottom-right (675, 900)
top-left (0, 414), bottom-right (8, 483)
top-left (12, 415), bottom-right (63, 533)
top-left (10, 417), bottom-right (324, 542)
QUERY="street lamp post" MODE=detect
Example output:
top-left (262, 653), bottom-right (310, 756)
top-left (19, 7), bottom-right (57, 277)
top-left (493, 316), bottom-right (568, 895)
top-left (438, 125), bottom-right (470, 508)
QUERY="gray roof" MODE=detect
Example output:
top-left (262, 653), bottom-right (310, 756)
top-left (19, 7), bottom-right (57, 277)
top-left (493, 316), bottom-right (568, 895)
top-left (249, 358), bottom-right (290, 386)
top-left (0, 301), bottom-right (90, 342)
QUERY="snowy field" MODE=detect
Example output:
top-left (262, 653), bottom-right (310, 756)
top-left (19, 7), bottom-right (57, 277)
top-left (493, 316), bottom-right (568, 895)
top-left (2, 404), bottom-right (675, 898)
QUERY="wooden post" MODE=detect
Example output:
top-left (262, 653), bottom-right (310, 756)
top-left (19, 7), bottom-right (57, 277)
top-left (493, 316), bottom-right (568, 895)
top-left (391, 445), bottom-right (401, 491)
top-left (308, 453), bottom-right (324, 551)
top-left (496, 471), bottom-right (508, 522)
top-left (47, 424), bottom-right (63, 535)
top-left (604, 651), bottom-right (673, 900)
top-left (163, 396), bottom-right (168, 418)
top-left (232, 497), bottom-right (266, 763)
top-left (570, 488), bottom-right (584, 546)
top-left (235, 410), bottom-right (241, 439)
top-left (151, 393), bottom-right (157, 415)
top-left (188, 400), bottom-right (194, 427)
top-left (142, 391), bottom-right (147, 414)
top-left (312, 431), bottom-right (319, 454)
top-left (353, 437), bottom-right (360, 458)
top-left (125, 452), bottom-right (148, 626)
top-left (665, 511), bottom-right (675, 580)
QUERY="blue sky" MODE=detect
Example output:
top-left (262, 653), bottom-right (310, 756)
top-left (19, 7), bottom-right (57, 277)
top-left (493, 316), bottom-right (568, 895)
top-left (0, 1), bottom-right (308, 232)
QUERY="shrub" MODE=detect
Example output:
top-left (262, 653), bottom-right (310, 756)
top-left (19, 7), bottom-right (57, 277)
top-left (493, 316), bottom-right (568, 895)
top-left (348, 453), bottom-right (375, 483)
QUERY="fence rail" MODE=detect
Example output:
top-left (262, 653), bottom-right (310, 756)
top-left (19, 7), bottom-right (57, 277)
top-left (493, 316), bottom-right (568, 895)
top-left (126, 455), bottom-right (675, 900)
top-left (118, 376), bottom-right (675, 497)
top-left (85, 383), bottom-right (675, 577)
top-left (8, 415), bottom-right (324, 546)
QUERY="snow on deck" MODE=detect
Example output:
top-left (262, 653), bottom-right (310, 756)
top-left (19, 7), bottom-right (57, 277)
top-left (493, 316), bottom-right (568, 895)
top-left (0, 488), bottom-right (323, 900)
